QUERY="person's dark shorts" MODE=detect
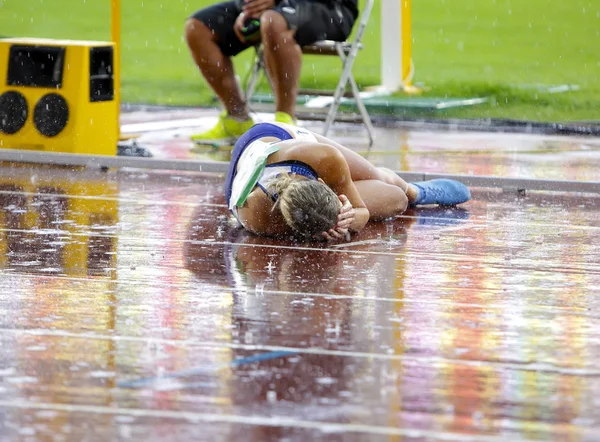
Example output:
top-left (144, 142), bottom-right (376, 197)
top-left (190, 0), bottom-right (357, 57)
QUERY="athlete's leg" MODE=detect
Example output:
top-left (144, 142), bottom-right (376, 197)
top-left (311, 132), bottom-right (419, 201)
top-left (353, 180), bottom-right (409, 220)
top-left (309, 131), bottom-right (470, 207)
top-left (185, 2), bottom-right (250, 119)
top-left (261, 1), bottom-right (356, 120)
top-left (260, 10), bottom-right (302, 119)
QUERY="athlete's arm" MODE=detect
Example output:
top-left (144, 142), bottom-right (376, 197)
top-left (282, 143), bottom-right (370, 233)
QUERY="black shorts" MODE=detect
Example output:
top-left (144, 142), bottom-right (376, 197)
top-left (190, 0), bottom-right (357, 57)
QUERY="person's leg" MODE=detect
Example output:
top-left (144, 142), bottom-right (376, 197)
top-left (260, 10), bottom-right (302, 120)
top-left (311, 132), bottom-right (417, 198)
top-left (262, 1), bottom-right (356, 122)
top-left (311, 131), bottom-right (470, 206)
top-left (185, 20), bottom-right (247, 119)
top-left (353, 180), bottom-right (409, 220)
top-left (185, 3), bottom-right (249, 119)
top-left (185, 3), bottom-right (255, 145)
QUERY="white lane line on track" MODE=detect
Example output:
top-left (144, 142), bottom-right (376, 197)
top-left (0, 399), bottom-right (535, 441)
top-left (1, 328), bottom-right (599, 377)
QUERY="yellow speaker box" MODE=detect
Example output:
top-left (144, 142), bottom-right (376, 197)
top-left (0, 38), bottom-right (118, 156)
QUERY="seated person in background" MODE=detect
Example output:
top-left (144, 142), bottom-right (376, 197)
top-left (185, 0), bottom-right (359, 146)
top-left (226, 122), bottom-right (471, 241)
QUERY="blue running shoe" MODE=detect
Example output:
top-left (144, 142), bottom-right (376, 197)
top-left (409, 179), bottom-right (471, 207)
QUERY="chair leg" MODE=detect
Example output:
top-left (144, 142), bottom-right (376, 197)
top-left (348, 75), bottom-right (375, 146)
top-left (323, 44), bottom-right (354, 137)
top-left (245, 47), bottom-right (264, 102)
top-left (322, 81), bottom-right (348, 137)
top-left (324, 45), bottom-right (374, 145)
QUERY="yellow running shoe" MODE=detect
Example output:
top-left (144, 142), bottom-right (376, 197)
top-left (191, 111), bottom-right (254, 147)
top-left (274, 111), bottom-right (296, 125)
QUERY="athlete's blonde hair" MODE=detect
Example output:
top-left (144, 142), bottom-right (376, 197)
top-left (268, 174), bottom-right (339, 238)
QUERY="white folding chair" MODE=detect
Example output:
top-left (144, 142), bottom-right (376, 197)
top-left (245, 0), bottom-right (376, 145)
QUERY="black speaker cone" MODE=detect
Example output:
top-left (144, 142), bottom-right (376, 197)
top-left (33, 93), bottom-right (69, 137)
top-left (0, 91), bottom-right (28, 135)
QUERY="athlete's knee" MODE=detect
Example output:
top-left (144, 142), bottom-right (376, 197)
top-left (185, 18), bottom-right (213, 48)
top-left (260, 10), bottom-right (292, 43)
top-left (395, 187), bottom-right (408, 215)
top-left (398, 192), bottom-right (409, 213)
top-left (260, 10), bottom-right (288, 31)
top-left (376, 167), bottom-right (400, 185)
top-left (390, 187), bottom-right (409, 214)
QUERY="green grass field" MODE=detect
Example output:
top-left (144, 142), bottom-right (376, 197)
top-left (1, 0), bottom-right (598, 122)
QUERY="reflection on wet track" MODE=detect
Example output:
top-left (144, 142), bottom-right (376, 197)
top-left (0, 158), bottom-right (599, 441)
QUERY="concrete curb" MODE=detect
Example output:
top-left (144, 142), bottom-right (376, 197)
top-left (0, 148), bottom-right (598, 194)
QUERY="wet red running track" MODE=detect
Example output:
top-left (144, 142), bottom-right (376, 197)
top-left (0, 109), bottom-right (599, 441)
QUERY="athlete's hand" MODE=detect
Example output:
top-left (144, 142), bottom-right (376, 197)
top-left (319, 195), bottom-right (354, 242)
top-left (242, 0), bottom-right (275, 17)
top-left (234, 13), bottom-right (247, 42)
top-left (335, 194), bottom-right (355, 230)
